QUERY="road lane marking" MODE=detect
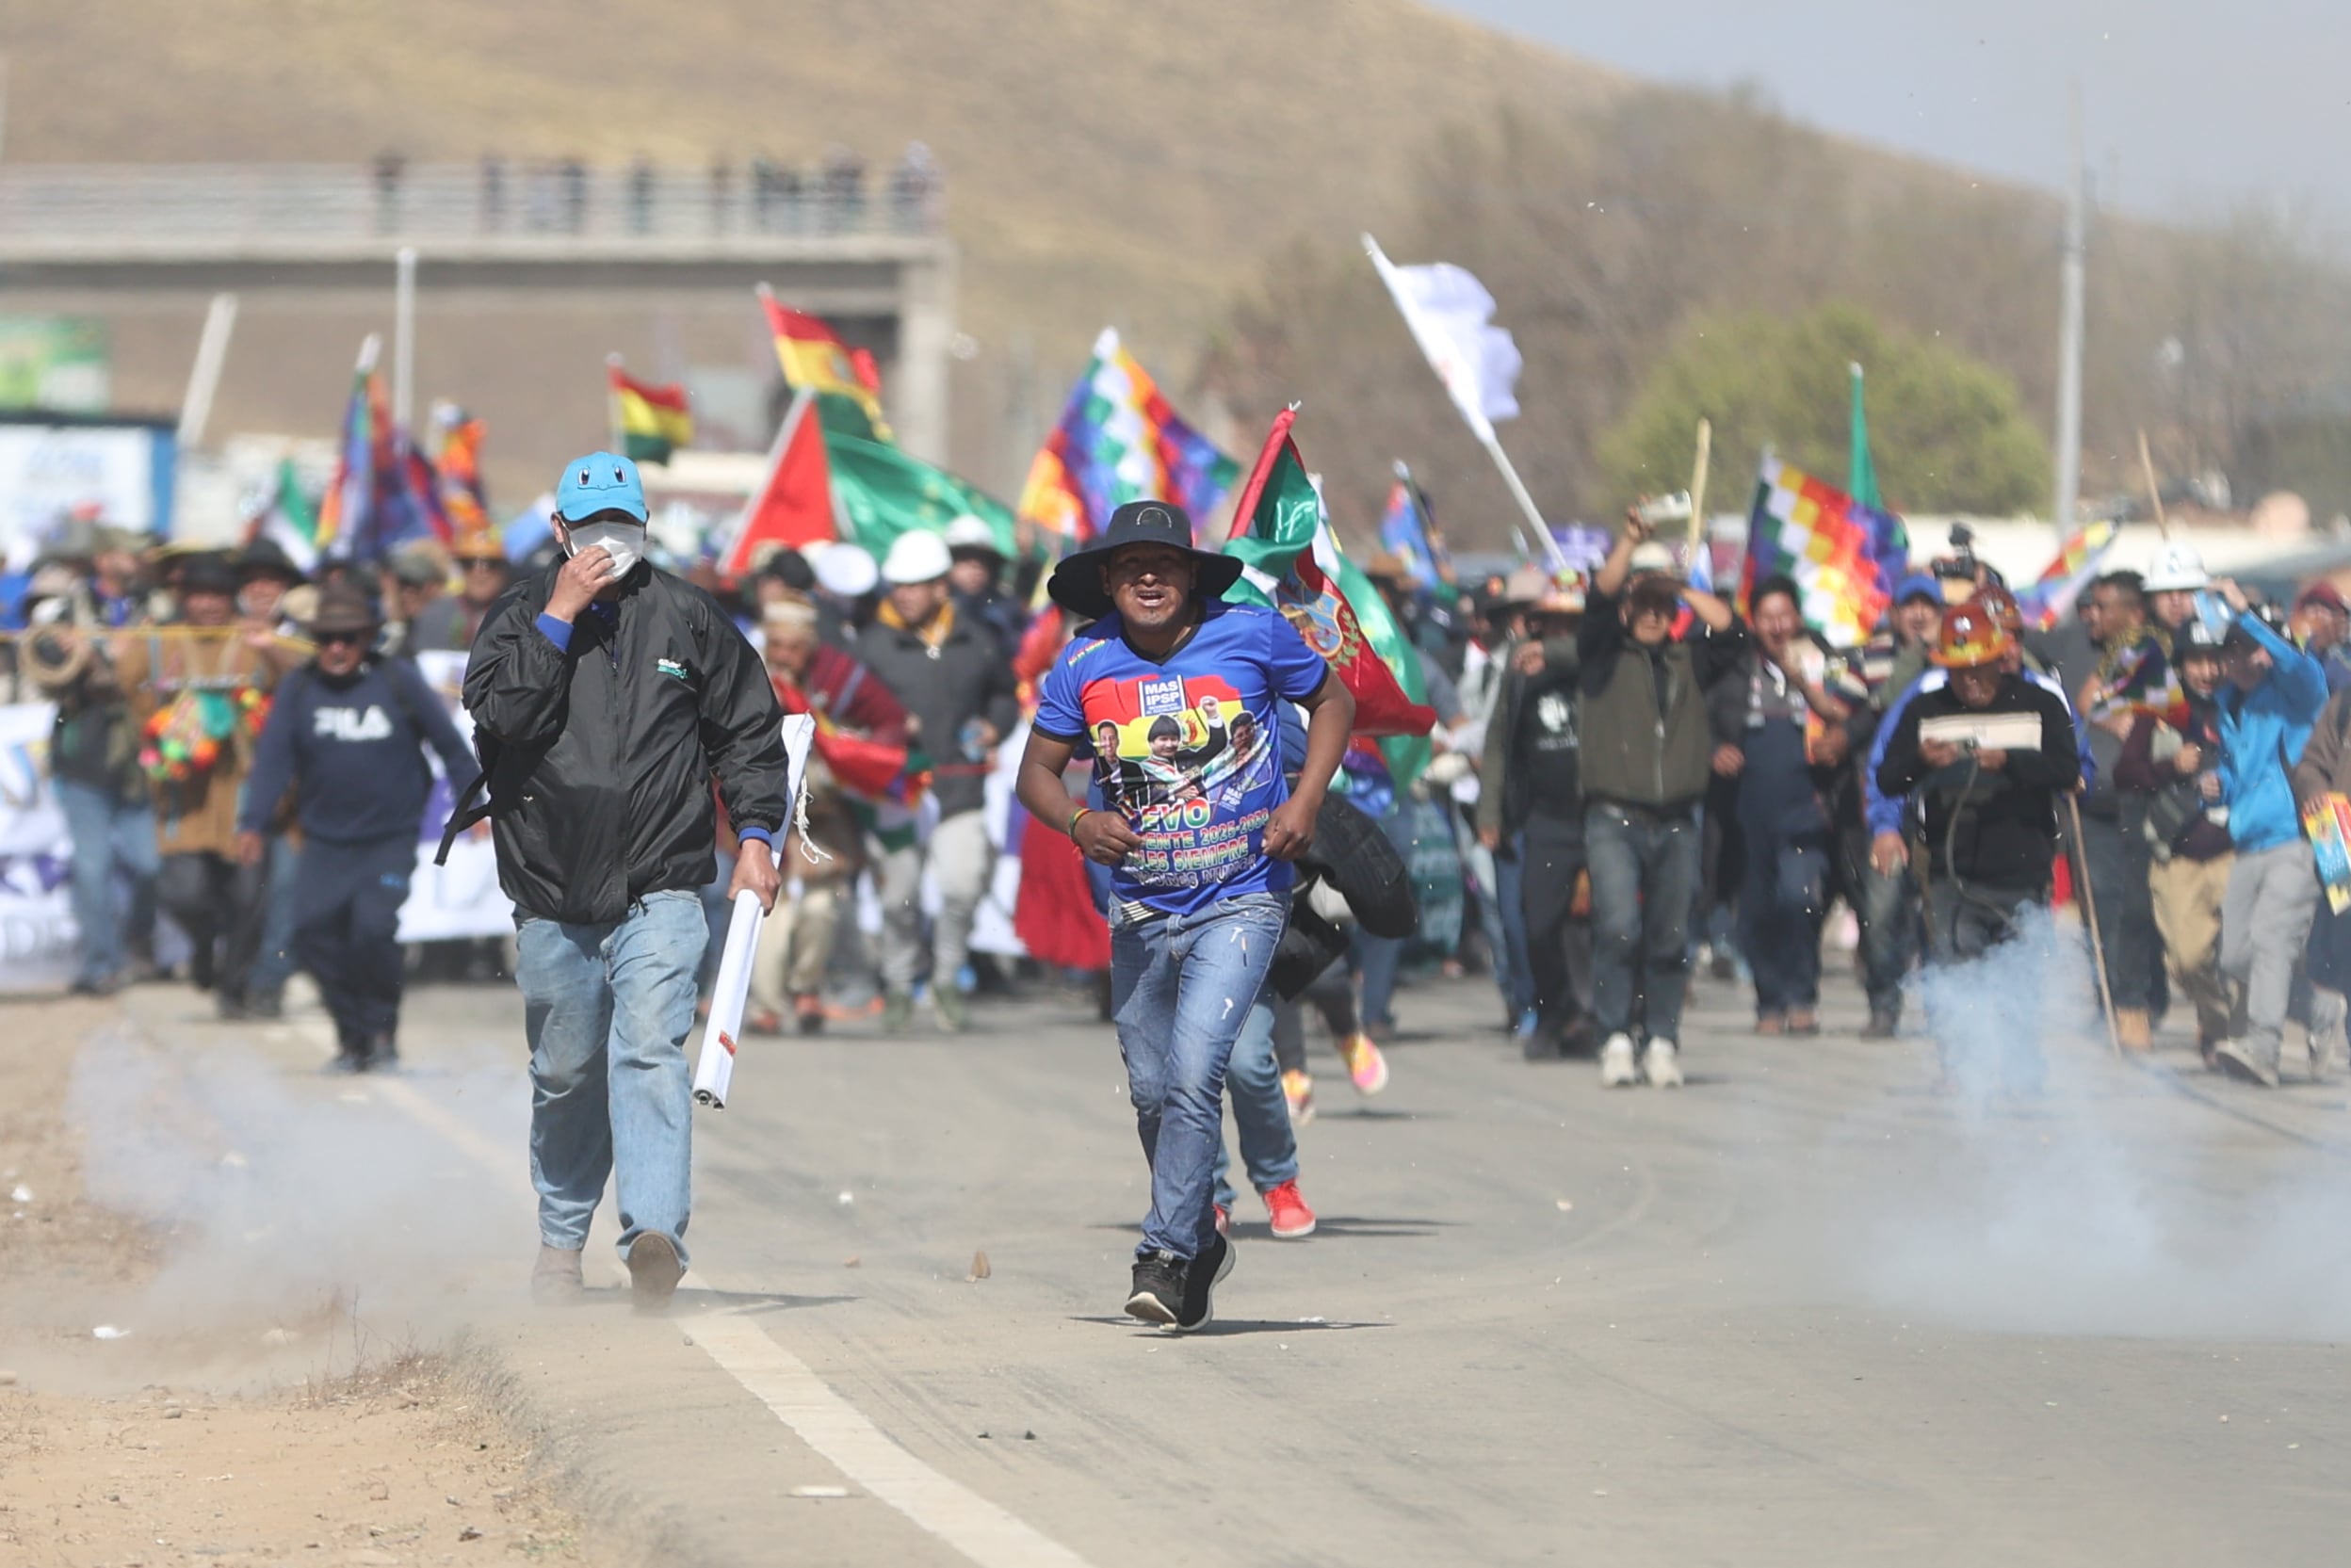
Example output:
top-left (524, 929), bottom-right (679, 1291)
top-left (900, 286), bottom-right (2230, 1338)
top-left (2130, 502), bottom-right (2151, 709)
top-left (294, 1014), bottom-right (1098, 1568)
top-left (681, 1310), bottom-right (1094, 1568)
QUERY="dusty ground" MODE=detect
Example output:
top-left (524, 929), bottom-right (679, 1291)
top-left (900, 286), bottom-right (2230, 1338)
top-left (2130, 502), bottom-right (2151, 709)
top-left (0, 995), bottom-right (624, 1568)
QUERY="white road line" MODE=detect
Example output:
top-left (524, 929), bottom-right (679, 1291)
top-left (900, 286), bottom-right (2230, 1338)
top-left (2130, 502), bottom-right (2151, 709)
top-left (297, 1012), bottom-right (1097, 1568)
top-left (681, 1310), bottom-right (1094, 1568)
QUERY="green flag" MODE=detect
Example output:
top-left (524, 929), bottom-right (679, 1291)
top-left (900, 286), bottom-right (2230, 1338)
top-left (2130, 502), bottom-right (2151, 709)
top-left (1220, 409), bottom-right (1436, 791)
top-left (824, 431), bottom-right (1015, 562)
top-left (1848, 361), bottom-right (1882, 512)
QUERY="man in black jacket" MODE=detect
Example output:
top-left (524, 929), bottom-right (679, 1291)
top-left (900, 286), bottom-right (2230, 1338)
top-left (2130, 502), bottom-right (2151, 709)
top-left (856, 529), bottom-right (1020, 1031)
top-left (1578, 512), bottom-right (1746, 1089)
top-left (236, 586), bottom-right (477, 1072)
top-left (1877, 602), bottom-right (2081, 1088)
top-left (1476, 581), bottom-right (1587, 1059)
top-left (462, 452), bottom-right (789, 1312)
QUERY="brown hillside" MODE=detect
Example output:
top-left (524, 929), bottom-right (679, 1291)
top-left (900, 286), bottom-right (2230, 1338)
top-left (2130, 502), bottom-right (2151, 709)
top-left (10, 0), bottom-right (1635, 495)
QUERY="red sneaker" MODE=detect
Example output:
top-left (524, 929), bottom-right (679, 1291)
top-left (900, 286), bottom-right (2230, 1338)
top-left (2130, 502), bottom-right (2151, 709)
top-left (1261, 1179), bottom-right (1317, 1240)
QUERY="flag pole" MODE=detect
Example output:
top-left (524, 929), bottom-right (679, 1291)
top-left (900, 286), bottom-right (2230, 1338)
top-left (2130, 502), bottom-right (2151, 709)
top-left (1362, 234), bottom-right (1566, 574)
top-left (605, 353), bottom-right (626, 455)
top-left (2136, 429), bottom-right (2170, 538)
top-left (1476, 428), bottom-right (1569, 574)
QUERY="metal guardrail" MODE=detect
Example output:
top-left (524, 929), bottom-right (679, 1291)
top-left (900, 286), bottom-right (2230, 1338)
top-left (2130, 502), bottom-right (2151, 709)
top-left (0, 161), bottom-right (945, 253)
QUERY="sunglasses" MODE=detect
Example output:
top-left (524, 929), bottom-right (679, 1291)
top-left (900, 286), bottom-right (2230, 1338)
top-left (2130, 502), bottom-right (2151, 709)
top-left (315, 629), bottom-right (368, 647)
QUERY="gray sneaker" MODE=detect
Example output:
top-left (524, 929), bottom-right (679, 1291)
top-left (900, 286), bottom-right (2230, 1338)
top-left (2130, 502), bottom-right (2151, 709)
top-left (2213, 1039), bottom-right (2279, 1089)
top-left (934, 983), bottom-right (970, 1033)
top-left (880, 990), bottom-right (915, 1032)
top-left (530, 1244), bottom-right (584, 1306)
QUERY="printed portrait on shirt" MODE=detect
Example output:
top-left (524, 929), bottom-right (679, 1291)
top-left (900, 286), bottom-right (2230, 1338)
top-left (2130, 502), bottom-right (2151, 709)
top-left (1090, 673), bottom-right (1264, 818)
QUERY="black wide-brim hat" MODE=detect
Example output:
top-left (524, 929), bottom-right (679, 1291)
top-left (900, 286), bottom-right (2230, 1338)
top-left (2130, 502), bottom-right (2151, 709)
top-left (1046, 499), bottom-right (1244, 620)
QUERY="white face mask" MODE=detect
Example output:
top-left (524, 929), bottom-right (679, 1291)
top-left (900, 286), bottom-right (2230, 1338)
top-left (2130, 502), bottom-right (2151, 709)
top-left (565, 520), bottom-right (644, 580)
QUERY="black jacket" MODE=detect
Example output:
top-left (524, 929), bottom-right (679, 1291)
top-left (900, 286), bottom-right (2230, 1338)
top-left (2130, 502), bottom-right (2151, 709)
top-left (461, 563), bottom-right (789, 924)
top-left (1876, 674), bottom-right (2081, 892)
top-left (854, 607), bottom-right (1019, 818)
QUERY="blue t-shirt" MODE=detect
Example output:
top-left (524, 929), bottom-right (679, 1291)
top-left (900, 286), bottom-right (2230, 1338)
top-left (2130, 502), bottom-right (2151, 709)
top-left (1034, 600), bottom-right (1329, 917)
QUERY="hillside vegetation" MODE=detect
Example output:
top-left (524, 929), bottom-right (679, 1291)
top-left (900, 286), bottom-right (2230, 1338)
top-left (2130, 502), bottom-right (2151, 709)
top-left (15, 3), bottom-right (2344, 534)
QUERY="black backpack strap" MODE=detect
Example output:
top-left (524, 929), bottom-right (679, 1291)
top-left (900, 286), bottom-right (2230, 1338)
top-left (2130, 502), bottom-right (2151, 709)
top-left (434, 730), bottom-right (501, 867)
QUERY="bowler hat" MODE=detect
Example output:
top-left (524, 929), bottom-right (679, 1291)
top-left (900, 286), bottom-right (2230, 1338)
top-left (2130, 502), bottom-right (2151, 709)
top-left (309, 584), bottom-right (381, 638)
top-left (1045, 501), bottom-right (1243, 620)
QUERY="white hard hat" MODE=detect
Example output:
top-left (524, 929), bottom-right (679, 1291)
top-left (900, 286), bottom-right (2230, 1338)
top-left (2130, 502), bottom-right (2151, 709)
top-left (942, 514), bottom-right (1002, 556)
top-left (811, 540), bottom-right (879, 598)
top-left (2143, 542), bottom-right (2210, 593)
top-left (881, 528), bottom-right (953, 586)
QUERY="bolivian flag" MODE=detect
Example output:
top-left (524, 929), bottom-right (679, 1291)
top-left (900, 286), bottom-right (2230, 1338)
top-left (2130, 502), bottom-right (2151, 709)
top-left (607, 358), bottom-right (693, 465)
top-left (755, 283), bottom-right (893, 443)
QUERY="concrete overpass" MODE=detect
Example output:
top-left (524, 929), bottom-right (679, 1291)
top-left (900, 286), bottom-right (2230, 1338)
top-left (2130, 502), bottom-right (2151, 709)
top-left (0, 162), bottom-right (959, 499)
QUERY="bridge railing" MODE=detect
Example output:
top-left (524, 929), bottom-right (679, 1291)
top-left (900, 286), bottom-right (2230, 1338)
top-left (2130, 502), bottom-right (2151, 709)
top-left (0, 161), bottom-right (944, 249)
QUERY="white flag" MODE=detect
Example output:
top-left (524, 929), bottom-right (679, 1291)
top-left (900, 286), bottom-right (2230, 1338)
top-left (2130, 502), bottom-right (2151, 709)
top-left (1363, 235), bottom-right (1523, 442)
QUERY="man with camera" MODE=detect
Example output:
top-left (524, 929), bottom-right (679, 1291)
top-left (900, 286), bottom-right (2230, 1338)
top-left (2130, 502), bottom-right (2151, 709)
top-left (1576, 508), bottom-right (1746, 1089)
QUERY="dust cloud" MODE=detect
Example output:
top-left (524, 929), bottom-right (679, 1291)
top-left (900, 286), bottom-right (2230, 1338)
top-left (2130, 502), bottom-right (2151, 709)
top-left (66, 1026), bottom-right (531, 1332)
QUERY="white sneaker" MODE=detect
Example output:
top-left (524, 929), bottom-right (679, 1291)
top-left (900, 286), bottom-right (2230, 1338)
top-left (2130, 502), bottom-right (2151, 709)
top-left (1643, 1037), bottom-right (1684, 1088)
top-left (1599, 1033), bottom-right (1639, 1088)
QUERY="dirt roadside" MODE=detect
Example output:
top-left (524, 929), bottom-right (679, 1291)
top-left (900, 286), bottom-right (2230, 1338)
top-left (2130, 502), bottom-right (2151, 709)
top-left (0, 994), bottom-right (630, 1568)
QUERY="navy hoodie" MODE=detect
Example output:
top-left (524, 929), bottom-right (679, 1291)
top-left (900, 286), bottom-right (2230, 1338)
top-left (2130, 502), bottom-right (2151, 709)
top-left (240, 656), bottom-right (478, 844)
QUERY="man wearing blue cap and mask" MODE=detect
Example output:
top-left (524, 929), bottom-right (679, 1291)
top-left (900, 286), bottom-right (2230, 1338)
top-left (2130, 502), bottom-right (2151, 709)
top-left (458, 452), bottom-right (790, 1311)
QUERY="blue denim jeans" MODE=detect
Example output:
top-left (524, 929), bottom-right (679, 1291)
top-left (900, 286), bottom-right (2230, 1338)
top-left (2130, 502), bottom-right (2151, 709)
top-left (1584, 800), bottom-right (1701, 1043)
top-left (1111, 890), bottom-right (1289, 1260)
top-left (1211, 995), bottom-right (1300, 1212)
top-left (250, 833), bottom-right (302, 995)
top-left (1858, 858), bottom-right (1919, 1018)
top-left (55, 777), bottom-right (158, 984)
top-left (516, 889), bottom-right (704, 1266)
top-left (1739, 829), bottom-right (1829, 1014)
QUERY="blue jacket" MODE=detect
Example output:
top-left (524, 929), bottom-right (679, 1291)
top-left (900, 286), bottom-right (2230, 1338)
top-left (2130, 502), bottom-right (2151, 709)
top-left (1865, 665), bottom-right (2096, 838)
top-left (241, 656), bottom-right (477, 844)
top-left (2218, 612), bottom-right (2329, 853)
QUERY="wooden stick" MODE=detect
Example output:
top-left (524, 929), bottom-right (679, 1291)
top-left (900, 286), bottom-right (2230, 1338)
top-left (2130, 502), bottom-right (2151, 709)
top-left (1686, 417), bottom-right (1712, 556)
top-left (2137, 429), bottom-right (2170, 538)
top-left (2065, 791), bottom-right (2125, 1059)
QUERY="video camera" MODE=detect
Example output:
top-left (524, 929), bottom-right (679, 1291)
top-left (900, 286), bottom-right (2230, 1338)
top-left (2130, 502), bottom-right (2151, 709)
top-left (1937, 523), bottom-right (1980, 585)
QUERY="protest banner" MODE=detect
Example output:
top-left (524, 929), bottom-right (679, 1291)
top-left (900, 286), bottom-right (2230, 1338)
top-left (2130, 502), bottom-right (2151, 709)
top-left (396, 650), bottom-right (514, 943)
top-left (0, 701), bottom-right (81, 990)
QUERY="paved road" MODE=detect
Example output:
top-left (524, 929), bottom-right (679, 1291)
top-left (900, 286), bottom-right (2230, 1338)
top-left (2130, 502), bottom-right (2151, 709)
top-left (112, 953), bottom-right (2351, 1567)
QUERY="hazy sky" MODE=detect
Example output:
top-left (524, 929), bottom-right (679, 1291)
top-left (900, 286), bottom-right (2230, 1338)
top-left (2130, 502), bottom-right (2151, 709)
top-left (1439, 1), bottom-right (2349, 232)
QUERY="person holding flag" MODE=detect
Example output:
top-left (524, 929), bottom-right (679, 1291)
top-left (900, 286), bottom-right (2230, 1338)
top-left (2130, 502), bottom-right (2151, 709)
top-left (750, 591), bottom-right (910, 1033)
top-left (1018, 499), bottom-right (1354, 1332)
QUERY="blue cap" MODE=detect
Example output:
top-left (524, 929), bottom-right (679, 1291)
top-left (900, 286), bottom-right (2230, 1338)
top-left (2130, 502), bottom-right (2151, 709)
top-left (1895, 573), bottom-right (1942, 606)
top-left (555, 451), bottom-right (648, 525)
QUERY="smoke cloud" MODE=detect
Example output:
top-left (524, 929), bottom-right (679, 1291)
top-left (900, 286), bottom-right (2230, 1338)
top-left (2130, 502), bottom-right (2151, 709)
top-left (1800, 905), bottom-right (2351, 1341)
top-left (66, 1026), bottom-right (531, 1334)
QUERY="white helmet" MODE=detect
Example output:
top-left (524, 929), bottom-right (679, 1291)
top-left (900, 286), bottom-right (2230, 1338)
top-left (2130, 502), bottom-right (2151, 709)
top-left (2143, 542), bottom-right (2210, 593)
top-left (811, 541), bottom-right (879, 598)
top-left (881, 528), bottom-right (954, 586)
top-left (942, 514), bottom-right (1002, 556)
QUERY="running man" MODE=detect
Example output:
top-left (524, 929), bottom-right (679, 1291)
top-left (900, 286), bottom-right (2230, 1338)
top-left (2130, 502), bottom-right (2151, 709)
top-left (1017, 499), bottom-right (1354, 1331)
